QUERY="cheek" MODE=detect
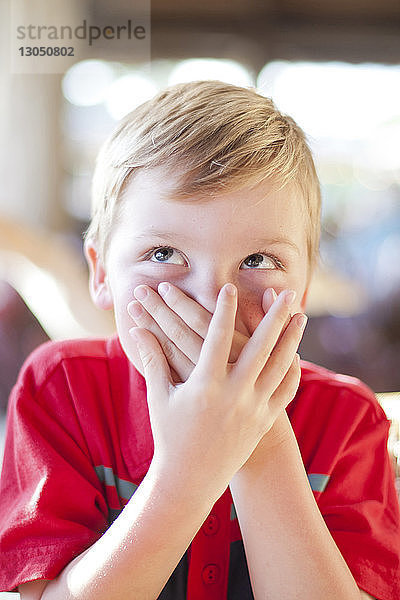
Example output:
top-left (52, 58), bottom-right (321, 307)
top-left (110, 272), bottom-right (164, 378)
top-left (113, 272), bottom-right (167, 333)
top-left (236, 289), bottom-right (265, 337)
top-left (236, 279), bottom-right (294, 337)
top-left (111, 271), bottom-right (165, 313)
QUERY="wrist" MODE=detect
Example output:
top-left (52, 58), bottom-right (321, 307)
top-left (235, 410), bottom-right (294, 473)
top-left (146, 454), bottom-right (226, 514)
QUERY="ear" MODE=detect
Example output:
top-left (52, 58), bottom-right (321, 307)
top-left (83, 238), bottom-right (113, 310)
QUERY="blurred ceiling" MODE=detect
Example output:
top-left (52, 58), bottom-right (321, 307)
top-left (88, 0), bottom-right (400, 69)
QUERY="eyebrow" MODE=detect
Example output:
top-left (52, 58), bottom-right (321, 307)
top-left (251, 237), bottom-right (301, 256)
top-left (135, 230), bottom-right (300, 255)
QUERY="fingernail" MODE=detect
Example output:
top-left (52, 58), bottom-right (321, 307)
top-left (134, 286), bottom-right (148, 301)
top-left (265, 288), bottom-right (277, 309)
top-left (158, 282), bottom-right (169, 297)
top-left (224, 283), bottom-right (236, 296)
top-left (284, 290), bottom-right (296, 306)
top-left (128, 301), bottom-right (143, 319)
top-left (296, 313), bottom-right (308, 329)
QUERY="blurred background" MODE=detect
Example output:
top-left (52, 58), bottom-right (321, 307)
top-left (0, 0), bottom-right (400, 531)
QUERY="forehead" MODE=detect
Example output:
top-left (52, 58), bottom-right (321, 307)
top-left (115, 168), bottom-right (307, 248)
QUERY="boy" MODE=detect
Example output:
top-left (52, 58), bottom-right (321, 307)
top-left (0, 80), bottom-right (399, 599)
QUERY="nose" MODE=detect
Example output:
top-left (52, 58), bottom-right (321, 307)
top-left (187, 264), bottom-right (241, 324)
top-left (186, 268), bottom-right (231, 315)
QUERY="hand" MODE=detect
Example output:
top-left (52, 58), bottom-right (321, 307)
top-left (126, 283), bottom-right (282, 383)
top-left (129, 285), bottom-right (306, 500)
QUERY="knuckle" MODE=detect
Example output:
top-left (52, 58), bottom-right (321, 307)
top-left (169, 322), bottom-right (186, 345)
top-left (190, 312), bottom-right (208, 335)
top-left (161, 339), bottom-right (176, 363)
top-left (164, 291), bottom-right (178, 310)
top-left (255, 351), bottom-right (271, 374)
top-left (151, 302), bottom-right (164, 322)
top-left (268, 352), bottom-right (290, 380)
top-left (212, 325), bottom-right (228, 339)
top-left (284, 365), bottom-right (301, 398)
top-left (277, 304), bottom-right (291, 323)
top-left (141, 350), bottom-right (156, 370)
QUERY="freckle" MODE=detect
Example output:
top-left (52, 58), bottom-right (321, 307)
top-left (240, 296), bottom-right (252, 310)
top-left (238, 295), bottom-right (262, 331)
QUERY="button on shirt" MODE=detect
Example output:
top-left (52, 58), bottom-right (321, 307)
top-left (202, 514), bottom-right (219, 536)
top-left (187, 489), bottom-right (231, 599)
top-left (202, 564), bottom-right (220, 584)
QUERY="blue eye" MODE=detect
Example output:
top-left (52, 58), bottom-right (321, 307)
top-left (241, 253), bottom-right (276, 270)
top-left (145, 247), bottom-right (282, 270)
top-left (149, 246), bottom-right (187, 265)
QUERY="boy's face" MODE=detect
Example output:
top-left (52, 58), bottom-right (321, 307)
top-left (85, 168), bottom-right (311, 375)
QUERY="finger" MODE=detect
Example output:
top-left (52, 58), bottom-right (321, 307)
top-left (267, 353), bottom-right (302, 416)
top-left (133, 285), bottom-right (204, 363)
top-left (127, 300), bottom-right (194, 381)
top-left (234, 289), bottom-right (297, 384)
top-left (223, 287), bottom-right (276, 365)
top-left (129, 327), bottom-right (172, 411)
top-left (263, 287), bottom-right (292, 345)
top-left (136, 282), bottom-right (248, 365)
top-left (196, 283), bottom-right (237, 375)
top-left (257, 313), bottom-right (307, 394)
top-left (159, 283), bottom-right (252, 365)
top-left (158, 282), bottom-right (211, 339)
top-left (262, 287), bottom-right (277, 314)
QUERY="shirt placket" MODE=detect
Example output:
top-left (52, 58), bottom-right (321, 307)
top-left (187, 487), bottom-right (232, 600)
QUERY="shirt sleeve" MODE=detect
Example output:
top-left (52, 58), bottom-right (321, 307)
top-left (0, 358), bottom-right (109, 592)
top-left (318, 389), bottom-right (400, 600)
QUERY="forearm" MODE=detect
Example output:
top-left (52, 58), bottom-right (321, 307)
top-left (229, 411), bottom-right (362, 600)
top-left (42, 463), bottom-right (215, 600)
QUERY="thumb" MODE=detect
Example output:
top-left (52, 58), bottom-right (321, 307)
top-left (129, 327), bottom-right (172, 401)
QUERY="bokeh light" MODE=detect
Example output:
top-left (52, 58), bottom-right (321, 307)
top-left (257, 61), bottom-right (400, 142)
top-left (104, 73), bottom-right (158, 120)
top-left (62, 60), bottom-right (115, 107)
top-left (168, 58), bottom-right (253, 87)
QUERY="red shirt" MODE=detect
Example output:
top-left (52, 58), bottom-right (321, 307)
top-left (0, 334), bottom-right (399, 599)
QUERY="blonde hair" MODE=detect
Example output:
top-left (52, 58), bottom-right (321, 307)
top-left (84, 80), bottom-right (321, 273)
